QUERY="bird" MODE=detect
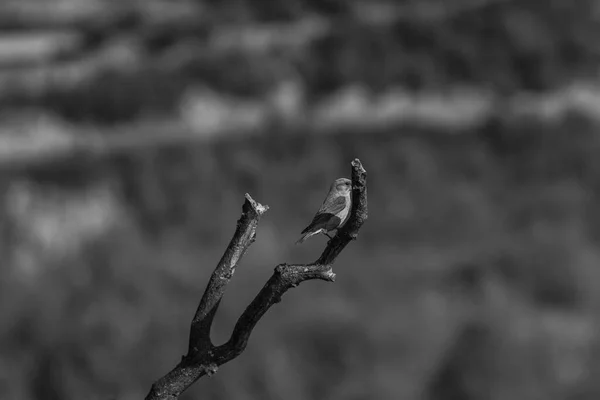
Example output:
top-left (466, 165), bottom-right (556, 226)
top-left (296, 177), bottom-right (352, 244)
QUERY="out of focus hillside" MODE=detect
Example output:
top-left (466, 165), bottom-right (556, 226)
top-left (2, 1), bottom-right (600, 400)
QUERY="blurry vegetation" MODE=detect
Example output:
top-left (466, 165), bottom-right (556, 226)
top-left (0, 0), bottom-right (599, 124)
top-left (2, 1), bottom-right (600, 400)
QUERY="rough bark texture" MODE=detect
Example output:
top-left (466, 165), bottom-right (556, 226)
top-left (145, 159), bottom-right (368, 400)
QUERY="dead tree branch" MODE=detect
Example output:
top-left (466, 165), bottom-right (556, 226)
top-left (145, 159), bottom-right (368, 400)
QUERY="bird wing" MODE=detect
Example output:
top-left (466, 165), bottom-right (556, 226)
top-left (318, 195), bottom-right (347, 215)
top-left (300, 196), bottom-right (347, 234)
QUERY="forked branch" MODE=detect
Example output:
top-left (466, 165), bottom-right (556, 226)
top-left (145, 159), bottom-right (368, 400)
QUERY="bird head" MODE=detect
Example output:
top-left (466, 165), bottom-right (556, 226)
top-left (332, 178), bottom-right (352, 194)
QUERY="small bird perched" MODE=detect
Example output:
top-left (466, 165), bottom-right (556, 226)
top-left (296, 177), bottom-right (352, 244)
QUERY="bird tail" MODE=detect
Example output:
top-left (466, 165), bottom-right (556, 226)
top-left (295, 229), bottom-right (323, 244)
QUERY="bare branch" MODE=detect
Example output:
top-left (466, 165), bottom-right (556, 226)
top-left (145, 159), bottom-right (368, 400)
top-left (188, 193), bottom-right (268, 354)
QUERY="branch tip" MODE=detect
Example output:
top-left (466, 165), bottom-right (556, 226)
top-left (244, 193), bottom-right (269, 215)
top-left (351, 158), bottom-right (366, 174)
top-left (323, 270), bottom-right (336, 282)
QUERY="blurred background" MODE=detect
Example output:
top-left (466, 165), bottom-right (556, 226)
top-left (1, 0), bottom-right (600, 399)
